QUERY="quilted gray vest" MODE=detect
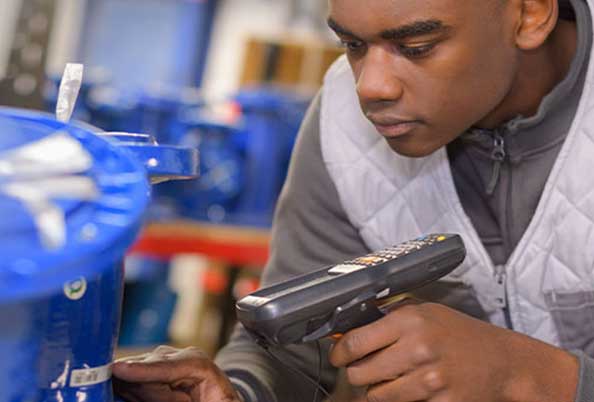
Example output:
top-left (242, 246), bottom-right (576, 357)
top-left (320, 43), bottom-right (594, 349)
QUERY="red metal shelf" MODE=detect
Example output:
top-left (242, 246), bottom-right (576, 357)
top-left (130, 220), bottom-right (271, 267)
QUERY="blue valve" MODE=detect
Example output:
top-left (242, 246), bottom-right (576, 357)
top-left (99, 132), bottom-right (199, 184)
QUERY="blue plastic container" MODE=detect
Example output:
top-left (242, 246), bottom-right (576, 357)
top-left (157, 115), bottom-right (244, 223)
top-left (86, 88), bottom-right (141, 133)
top-left (0, 107), bottom-right (149, 402)
top-left (118, 257), bottom-right (177, 347)
top-left (86, 86), bottom-right (203, 145)
top-left (231, 88), bottom-right (309, 226)
top-left (135, 86), bottom-right (204, 145)
top-left (154, 88), bottom-right (310, 227)
top-left (0, 107), bottom-right (198, 402)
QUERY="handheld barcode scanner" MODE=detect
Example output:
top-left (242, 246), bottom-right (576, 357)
top-left (236, 234), bottom-right (466, 347)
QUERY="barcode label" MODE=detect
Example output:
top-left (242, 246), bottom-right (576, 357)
top-left (70, 364), bottom-right (111, 387)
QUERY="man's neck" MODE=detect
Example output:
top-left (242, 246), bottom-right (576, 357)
top-left (476, 19), bottom-right (578, 130)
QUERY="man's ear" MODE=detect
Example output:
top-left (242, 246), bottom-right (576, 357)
top-left (514, 0), bottom-right (559, 50)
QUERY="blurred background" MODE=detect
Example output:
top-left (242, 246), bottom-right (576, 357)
top-left (0, 0), bottom-right (343, 357)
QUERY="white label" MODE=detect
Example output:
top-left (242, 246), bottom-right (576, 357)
top-left (328, 264), bottom-right (366, 275)
top-left (240, 295), bottom-right (270, 307)
top-left (70, 364), bottom-right (112, 387)
top-left (63, 277), bottom-right (87, 300)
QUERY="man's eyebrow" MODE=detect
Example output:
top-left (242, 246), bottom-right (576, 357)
top-left (380, 20), bottom-right (450, 40)
top-left (327, 18), bottom-right (361, 39)
top-left (327, 17), bottom-right (449, 41)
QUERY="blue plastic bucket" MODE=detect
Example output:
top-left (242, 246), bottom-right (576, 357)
top-left (0, 107), bottom-right (149, 402)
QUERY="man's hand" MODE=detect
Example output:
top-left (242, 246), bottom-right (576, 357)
top-left (329, 303), bottom-right (579, 402)
top-left (112, 346), bottom-right (241, 402)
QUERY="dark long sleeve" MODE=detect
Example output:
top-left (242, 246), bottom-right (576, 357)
top-left (215, 92), bottom-right (369, 401)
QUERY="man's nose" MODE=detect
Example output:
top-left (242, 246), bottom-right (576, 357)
top-left (356, 47), bottom-right (404, 105)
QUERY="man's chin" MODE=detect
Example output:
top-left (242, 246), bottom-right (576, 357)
top-left (385, 137), bottom-right (441, 158)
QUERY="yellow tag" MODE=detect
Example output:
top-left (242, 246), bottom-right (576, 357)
top-left (376, 292), bottom-right (414, 309)
top-left (355, 255), bottom-right (386, 265)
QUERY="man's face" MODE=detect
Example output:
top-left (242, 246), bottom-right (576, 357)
top-left (328, 0), bottom-right (519, 157)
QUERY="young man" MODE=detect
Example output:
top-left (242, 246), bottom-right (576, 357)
top-left (113, 0), bottom-right (594, 401)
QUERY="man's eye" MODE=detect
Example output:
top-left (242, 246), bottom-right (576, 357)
top-left (398, 43), bottom-right (436, 58)
top-left (339, 39), bottom-right (365, 52)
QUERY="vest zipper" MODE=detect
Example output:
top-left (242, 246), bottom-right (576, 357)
top-left (494, 265), bottom-right (513, 329)
top-left (486, 133), bottom-right (506, 196)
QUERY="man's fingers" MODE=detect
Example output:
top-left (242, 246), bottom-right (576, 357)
top-left (115, 345), bottom-right (183, 365)
top-left (330, 304), bottom-right (430, 367)
top-left (111, 346), bottom-right (241, 402)
top-left (153, 345), bottom-right (180, 355)
top-left (366, 367), bottom-right (448, 402)
top-left (114, 353), bottom-right (153, 364)
top-left (113, 380), bottom-right (192, 402)
top-left (112, 346), bottom-right (211, 383)
top-left (344, 330), bottom-right (440, 387)
top-left (344, 339), bottom-right (425, 387)
top-left (330, 306), bottom-right (412, 367)
top-left (112, 359), bottom-right (203, 383)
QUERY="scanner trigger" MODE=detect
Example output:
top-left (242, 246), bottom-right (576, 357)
top-left (301, 291), bottom-right (384, 343)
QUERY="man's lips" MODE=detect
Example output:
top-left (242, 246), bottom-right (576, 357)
top-left (370, 119), bottom-right (421, 138)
